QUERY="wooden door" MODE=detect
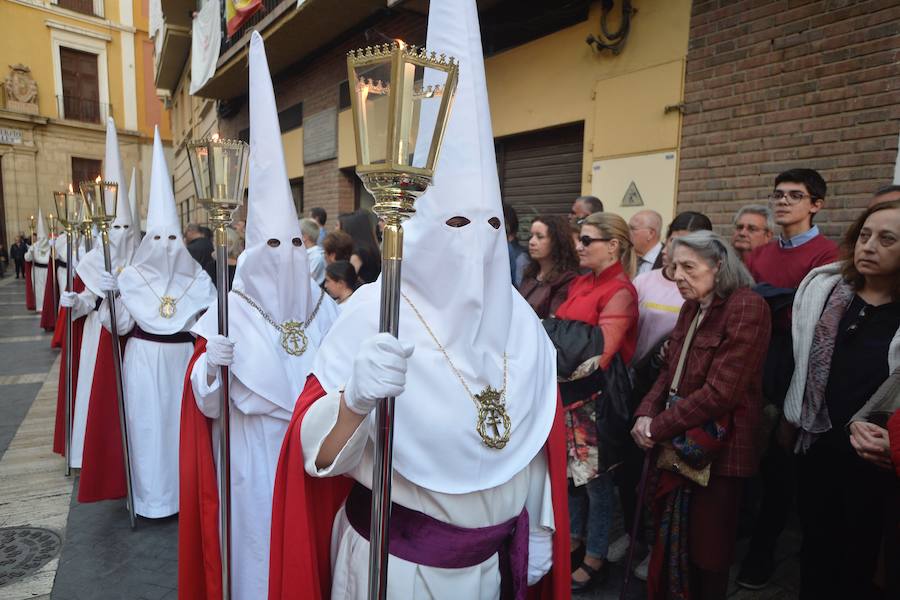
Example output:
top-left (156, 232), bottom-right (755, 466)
top-left (60, 47), bottom-right (100, 123)
top-left (72, 157), bottom-right (102, 188)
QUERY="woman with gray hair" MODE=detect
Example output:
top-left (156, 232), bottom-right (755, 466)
top-left (631, 230), bottom-right (771, 600)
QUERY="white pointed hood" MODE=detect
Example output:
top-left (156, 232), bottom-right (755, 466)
top-left (312, 0), bottom-right (556, 494)
top-left (31, 209), bottom-right (52, 262)
top-left (77, 118), bottom-right (137, 296)
top-left (193, 31), bottom-right (339, 411)
top-left (128, 167), bottom-right (141, 244)
top-left (118, 127), bottom-right (216, 334)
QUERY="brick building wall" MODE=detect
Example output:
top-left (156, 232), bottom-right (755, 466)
top-left (676, 0), bottom-right (900, 238)
top-left (221, 10), bottom-right (427, 224)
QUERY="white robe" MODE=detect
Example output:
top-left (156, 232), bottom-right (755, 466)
top-left (301, 392), bottom-right (555, 600)
top-left (101, 298), bottom-right (197, 518)
top-left (25, 245), bottom-right (49, 313)
top-left (188, 308), bottom-right (333, 600)
top-left (69, 290), bottom-right (101, 468)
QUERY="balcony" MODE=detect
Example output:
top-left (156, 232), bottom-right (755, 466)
top-left (154, 0), bottom-right (194, 92)
top-left (194, 0), bottom-right (385, 99)
top-left (56, 95), bottom-right (111, 124)
top-left (56, 0), bottom-right (97, 16)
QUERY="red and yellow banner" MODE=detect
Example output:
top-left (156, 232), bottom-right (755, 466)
top-left (225, 0), bottom-right (262, 37)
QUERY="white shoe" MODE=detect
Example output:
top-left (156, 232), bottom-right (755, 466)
top-left (607, 534), bottom-right (630, 563)
top-left (633, 553), bottom-right (650, 581)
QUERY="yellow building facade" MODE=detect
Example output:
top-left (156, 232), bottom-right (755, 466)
top-left (0, 0), bottom-right (171, 247)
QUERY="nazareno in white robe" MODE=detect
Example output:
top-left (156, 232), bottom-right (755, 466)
top-left (100, 297), bottom-right (200, 518)
top-left (67, 288), bottom-right (100, 468)
top-left (25, 242), bottom-right (50, 313)
top-left (301, 392), bottom-right (555, 600)
top-left (189, 283), bottom-right (338, 600)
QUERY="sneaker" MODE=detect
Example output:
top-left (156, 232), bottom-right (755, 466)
top-left (633, 553), bottom-right (650, 581)
top-left (607, 534), bottom-right (630, 563)
top-left (736, 556), bottom-right (774, 590)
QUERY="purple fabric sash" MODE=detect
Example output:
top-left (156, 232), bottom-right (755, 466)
top-left (131, 326), bottom-right (194, 345)
top-left (345, 483), bottom-right (529, 599)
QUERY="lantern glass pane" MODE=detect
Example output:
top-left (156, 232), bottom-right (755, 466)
top-left (102, 183), bottom-right (118, 219)
top-left (352, 61), bottom-right (393, 166)
top-left (188, 144), bottom-right (212, 199)
top-left (400, 64), bottom-right (449, 170)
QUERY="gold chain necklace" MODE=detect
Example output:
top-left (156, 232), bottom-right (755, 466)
top-left (133, 267), bottom-right (201, 318)
top-left (232, 288), bottom-right (325, 356)
top-left (401, 292), bottom-right (510, 450)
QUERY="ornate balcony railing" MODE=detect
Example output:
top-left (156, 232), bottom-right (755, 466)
top-left (219, 0), bottom-right (285, 54)
top-left (56, 95), bottom-right (111, 124)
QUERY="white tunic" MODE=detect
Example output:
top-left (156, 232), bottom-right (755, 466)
top-left (188, 291), bottom-right (337, 600)
top-left (68, 289), bottom-right (101, 469)
top-left (101, 298), bottom-right (197, 518)
top-left (25, 245), bottom-right (49, 313)
top-left (301, 392), bottom-right (555, 600)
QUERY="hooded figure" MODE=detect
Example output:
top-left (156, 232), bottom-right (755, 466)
top-left (98, 127), bottom-right (216, 518)
top-left (178, 31), bottom-right (339, 600)
top-left (25, 209), bottom-right (52, 314)
top-left (67, 116), bottom-right (135, 476)
top-left (268, 1), bottom-right (570, 598)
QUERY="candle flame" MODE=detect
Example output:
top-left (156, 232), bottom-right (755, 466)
top-left (95, 175), bottom-right (102, 184)
top-left (68, 183), bottom-right (74, 194)
top-left (395, 39), bottom-right (406, 49)
top-left (211, 133), bottom-right (220, 142)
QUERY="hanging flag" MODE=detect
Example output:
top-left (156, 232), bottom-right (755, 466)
top-left (226, 0), bottom-right (262, 37)
top-left (191, 0), bottom-right (222, 94)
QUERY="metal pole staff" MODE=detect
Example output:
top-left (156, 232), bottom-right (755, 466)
top-left (213, 220), bottom-right (233, 600)
top-left (367, 215), bottom-right (404, 599)
top-left (186, 136), bottom-right (248, 600)
top-left (99, 225), bottom-right (137, 529)
top-left (82, 180), bottom-right (136, 529)
top-left (64, 229), bottom-right (74, 476)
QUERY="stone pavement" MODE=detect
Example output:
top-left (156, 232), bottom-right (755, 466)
top-left (0, 274), bottom-right (801, 600)
top-left (0, 277), bottom-right (178, 600)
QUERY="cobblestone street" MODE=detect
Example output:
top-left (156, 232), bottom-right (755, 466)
top-left (0, 272), bottom-right (804, 599)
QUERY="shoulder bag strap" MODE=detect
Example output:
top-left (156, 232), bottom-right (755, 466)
top-left (669, 310), bottom-right (702, 396)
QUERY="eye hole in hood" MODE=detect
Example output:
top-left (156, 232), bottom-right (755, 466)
top-left (446, 216), bottom-right (471, 228)
top-left (488, 217), bottom-right (501, 230)
top-left (267, 238), bottom-right (281, 248)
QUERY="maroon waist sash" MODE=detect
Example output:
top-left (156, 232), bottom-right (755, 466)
top-left (344, 483), bottom-right (529, 600)
top-left (131, 326), bottom-right (194, 344)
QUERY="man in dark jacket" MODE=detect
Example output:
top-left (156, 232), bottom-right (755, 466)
top-left (184, 223), bottom-right (214, 272)
top-left (10, 236), bottom-right (27, 278)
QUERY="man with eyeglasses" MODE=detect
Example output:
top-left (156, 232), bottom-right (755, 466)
top-left (731, 204), bottom-right (774, 260)
top-left (737, 168), bottom-right (839, 591)
top-left (569, 195), bottom-right (604, 226)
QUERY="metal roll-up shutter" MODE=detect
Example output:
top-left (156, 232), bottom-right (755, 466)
top-left (496, 122), bottom-right (584, 240)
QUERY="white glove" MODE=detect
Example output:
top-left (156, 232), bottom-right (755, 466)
top-left (205, 334), bottom-right (235, 375)
top-left (343, 333), bottom-right (414, 416)
top-left (60, 291), bottom-right (80, 308)
top-left (527, 529), bottom-right (554, 586)
top-left (98, 271), bottom-right (118, 293)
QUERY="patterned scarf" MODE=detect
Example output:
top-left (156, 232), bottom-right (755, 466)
top-left (798, 280), bottom-right (855, 453)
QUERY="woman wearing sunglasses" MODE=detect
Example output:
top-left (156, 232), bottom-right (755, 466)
top-left (552, 211), bottom-right (638, 591)
top-left (782, 199), bottom-right (900, 600)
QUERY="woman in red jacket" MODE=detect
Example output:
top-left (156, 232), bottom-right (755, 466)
top-left (631, 230), bottom-right (771, 600)
top-left (555, 211), bottom-right (638, 591)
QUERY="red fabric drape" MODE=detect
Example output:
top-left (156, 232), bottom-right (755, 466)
top-left (268, 377), bottom-right (571, 600)
top-left (24, 261), bottom-right (35, 310)
top-left (52, 277), bottom-right (86, 456)
top-left (40, 261), bottom-right (59, 331)
top-left (889, 410), bottom-right (900, 480)
top-left (178, 338), bottom-right (225, 600)
top-left (77, 328), bottom-right (127, 502)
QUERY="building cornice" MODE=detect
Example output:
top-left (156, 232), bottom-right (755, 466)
top-left (9, 0), bottom-right (136, 34)
top-left (45, 18), bottom-right (114, 40)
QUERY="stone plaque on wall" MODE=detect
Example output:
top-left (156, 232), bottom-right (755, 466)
top-left (303, 107), bottom-right (337, 165)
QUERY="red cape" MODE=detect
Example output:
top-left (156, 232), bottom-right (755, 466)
top-left (178, 338), bottom-right (225, 600)
top-left (25, 261), bottom-right (35, 310)
top-left (77, 327), bottom-right (128, 503)
top-left (40, 258), bottom-right (59, 331)
top-left (52, 276), bottom-right (86, 456)
top-left (268, 376), bottom-right (571, 600)
top-left (888, 409), bottom-right (900, 480)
